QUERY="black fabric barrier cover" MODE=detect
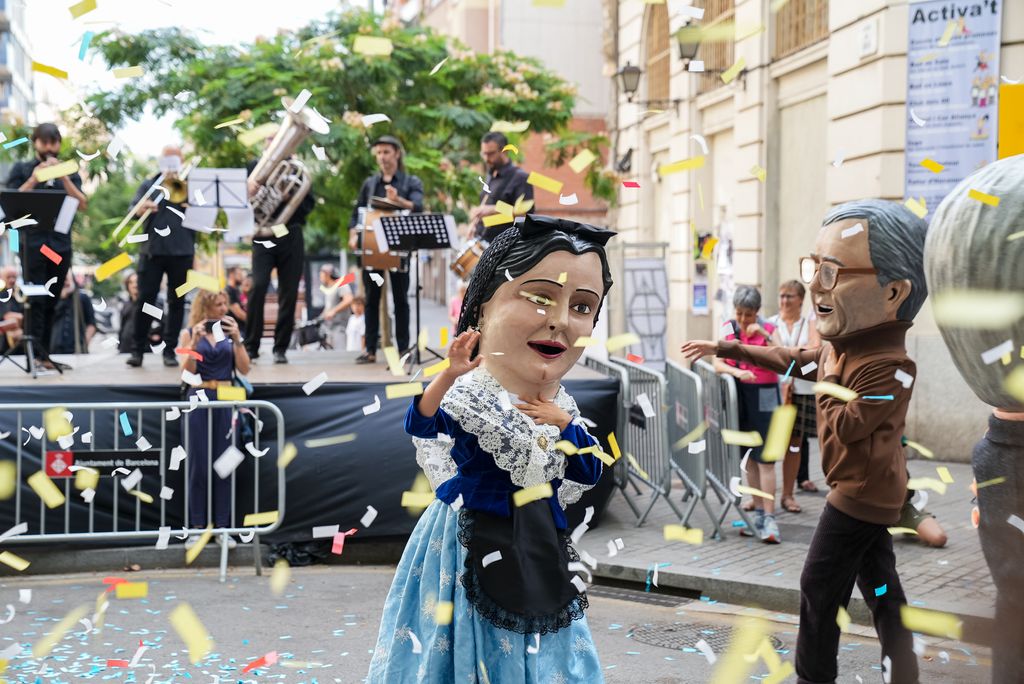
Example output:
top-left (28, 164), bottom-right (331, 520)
top-left (0, 377), bottom-right (618, 546)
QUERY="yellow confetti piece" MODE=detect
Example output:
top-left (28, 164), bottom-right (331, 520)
top-left (907, 477), bottom-right (947, 495)
top-left (423, 358), bottom-right (451, 378)
top-left (34, 160), bottom-right (79, 183)
top-left (386, 382), bottom-right (424, 400)
top-left (435, 600), bottom-right (454, 625)
top-left (490, 120), bottom-right (530, 133)
top-left (763, 662), bottom-right (795, 684)
top-left (736, 485), bottom-right (774, 501)
top-left (216, 385), bottom-right (246, 402)
top-left (214, 117), bottom-right (245, 130)
top-left (932, 290), bottom-right (1024, 329)
top-left (238, 122), bottom-right (280, 148)
top-left (556, 272), bottom-right (568, 285)
top-left (750, 164), bottom-right (766, 182)
top-left (501, 143), bottom-right (519, 155)
top-left (401, 491), bottom-right (435, 508)
top-left (836, 606), bottom-right (851, 633)
top-left (720, 429), bottom-right (763, 448)
top-left (353, 35), bottom-right (394, 56)
top-left (482, 213), bottom-right (514, 227)
top-left (0, 461), bottom-right (14, 500)
top-left (573, 336), bottom-right (598, 348)
top-left (32, 604), bottom-right (89, 658)
top-left (43, 407), bottom-right (72, 441)
top-left (0, 550), bottom-right (30, 571)
top-left (512, 196), bottom-right (534, 215)
top-left (115, 582), bottom-right (149, 599)
top-left (888, 526), bottom-right (919, 535)
top-left (569, 149), bottom-right (597, 173)
top-left (721, 56), bottom-right (746, 84)
top-left (606, 332), bottom-right (640, 352)
top-left (418, 328), bottom-right (429, 352)
top-left (701, 236), bottom-right (720, 259)
top-left (936, 466), bottom-right (954, 484)
top-left (129, 489), bottom-right (153, 504)
top-left (977, 476), bottom-right (1005, 489)
top-left (32, 61), bottom-right (68, 80)
top-left (440, 327), bottom-right (449, 347)
top-left (184, 525), bottom-right (213, 565)
top-left (175, 270), bottom-right (220, 297)
top-left (1007, 230), bottom-right (1024, 242)
top-left (74, 467), bottom-right (99, 491)
top-left (28, 471), bottom-right (65, 509)
top-left (587, 448), bottom-right (617, 467)
top-left (709, 616), bottom-right (769, 684)
top-left (904, 440), bottom-right (933, 459)
top-left (904, 197), bottom-right (927, 219)
top-left (68, 0), bottom-right (97, 19)
top-left (170, 603), bottom-right (214, 664)
top-left (304, 434), bottom-right (356, 448)
top-left (271, 223), bottom-right (290, 238)
top-left (664, 524), bottom-right (703, 545)
top-left (494, 200), bottom-right (514, 216)
top-left (608, 432), bottom-right (622, 461)
top-left (270, 558), bottom-right (290, 596)
top-left (967, 188), bottom-right (1000, 207)
top-left (526, 171), bottom-right (563, 195)
top-left (555, 440), bottom-right (578, 455)
top-left (243, 510), bottom-right (279, 527)
top-left (813, 382), bottom-right (858, 402)
top-left (937, 20), bottom-right (956, 47)
top-left (920, 158), bottom-right (944, 173)
top-left (626, 453), bottom-right (650, 481)
top-left (900, 605), bottom-right (962, 639)
top-left (672, 421), bottom-right (708, 452)
top-left (761, 404), bottom-right (795, 462)
top-left (278, 442), bottom-right (298, 469)
top-left (383, 346), bottom-right (405, 376)
top-left (112, 65), bottom-right (145, 79)
top-left (658, 156), bottom-right (705, 176)
top-left (513, 482), bottom-right (553, 507)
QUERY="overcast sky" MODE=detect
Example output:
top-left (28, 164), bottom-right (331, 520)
top-left (26, 0), bottom-right (353, 157)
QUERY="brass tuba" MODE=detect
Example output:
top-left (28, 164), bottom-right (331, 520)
top-left (250, 96), bottom-right (330, 232)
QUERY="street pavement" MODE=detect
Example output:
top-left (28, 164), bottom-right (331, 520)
top-left (0, 564), bottom-right (990, 682)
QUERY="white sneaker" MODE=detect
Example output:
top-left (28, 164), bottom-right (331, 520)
top-left (216, 534), bottom-right (237, 549)
top-left (183, 534), bottom-right (203, 550)
top-left (761, 515), bottom-right (781, 544)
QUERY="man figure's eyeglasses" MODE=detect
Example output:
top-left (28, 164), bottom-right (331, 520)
top-left (799, 257), bottom-right (877, 291)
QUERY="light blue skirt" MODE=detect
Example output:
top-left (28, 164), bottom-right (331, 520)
top-left (367, 499), bottom-right (605, 683)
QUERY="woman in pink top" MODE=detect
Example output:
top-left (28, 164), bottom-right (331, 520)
top-left (448, 280), bottom-right (467, 328)
top-left (713, 285), bottom-right (782, 543)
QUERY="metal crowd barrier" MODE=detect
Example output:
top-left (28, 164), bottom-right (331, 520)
top-left (0, 400), bottom-right (286, 582)
top-left (693, 360), bottom-right (756, 539)
top-left (604, 357), bottom-right (683, 526)
top-left (664, 360), bottom-right (719, 529)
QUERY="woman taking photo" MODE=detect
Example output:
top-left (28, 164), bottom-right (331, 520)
top-left (178, 289), bottom-right (250, 549)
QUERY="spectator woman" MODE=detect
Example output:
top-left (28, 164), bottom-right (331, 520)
top-left (119, 272), bottom-right (139, 354)
top-left (178, 289), bottom-right (250, 549)
top-left (715, 285), bottom-right (781, 543)
top-left (767, 280), bottom-right (822, 512)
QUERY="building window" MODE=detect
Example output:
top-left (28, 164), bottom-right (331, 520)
top-left (773, 0), bottom-right (828, 60)
top-left (644, 3), bottom-right (671, 104)
top-left (696, 0), bottom-right (735, 94)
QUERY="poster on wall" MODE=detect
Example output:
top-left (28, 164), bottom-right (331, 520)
top-left (905, 0), bottom-right (1001, 215)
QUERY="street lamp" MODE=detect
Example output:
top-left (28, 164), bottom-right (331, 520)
top-left (676, 27), bottom-right (701, 66)
top-left (615, 62), bottom-right (643, 103)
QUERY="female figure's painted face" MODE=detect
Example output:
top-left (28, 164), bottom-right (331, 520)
top-left (477, 250), bottom-right (604, 398)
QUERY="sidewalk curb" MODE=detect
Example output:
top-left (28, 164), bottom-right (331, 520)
top-left (592, 560), bottom-right (994, 647)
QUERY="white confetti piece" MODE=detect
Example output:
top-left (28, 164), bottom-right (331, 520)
top-left (409, 630), bottom-right (422, 654)
top-left (832, 153), bottom-right (845, 167)
top-left (254, 240), bottom-right (276, 249)
top-left (369, 272), bottom-right (384, 286)
top-left (505, 269), bottom-right (514, 281)
top-left (128, 644), bottom-right (148, 667)
top-left (498, 391), bottom-right (513, 411)
top-left (193, 188), bottom-right (206, 206)
top-left (313, 524), bottom-right (340, 538)
top-left (244, 442), bottom-right (269, 457)
top-left (569, 560), bottom-right (593, 584)
top-left (579, 549), bottom-right (597, 570)
top-left (239, 530), bottom-right (255, 542)
top-left (841, 223), bottom-right (864, 239)
top-left (482, 550), bottom-right (503, 567)
top-left (909, 109), bottom-right (926, 127)
top-left (558, 193), bottom-right (579, 206)
top-left (181, 369), bottom-right (202, 386)
top-left (121, 468), bottom-right (143, 491)
top-left (895, 369), bottom-right (914, 388)
top-left (19, 589), bottom-right (31, 604)
top-left (614, 538), bottom-right (624, 550)
top-left (636, 393), bottom-right (656, 418)
top-left (154, 225), bottom-right (171, 237)
top-left (213, 445), bottom-right (245, 479)
top-left (1001, 74), bottom-right (1021, 84)
top-left (76, 149), bottom-right (100, 161)
top-left (690, 134), bottom-right (709, 155)
top-left (126, 233), bottom-right (149, 244)
top-left (570, 575), bottom-right (587, 593)
top-left (361, 505), bottom-right (378, 528)
top-left (451, 493), bottom-right (464, 511)
top-left (159, 486), bottom-right (174, 500)
top-left (729, 475), bottom-right (742, 497)
top-left (136, 436), bottom-right (152, 451)
top-left (801, 361), bottom-right (818, 376)
top-left (606, 540), bottom-right (618, 557)
top-left (107, 135), bottom-right (125, 159)
top-left (429, 56), bottom-right (448, 75)
top-left (938, 651), bottom-right (950, 664)
top-left (981, 340), bottom-right (1013, 365)
top-left (687, 60), bottom-right (705, 72)
top-left (527, 633), bottom-right (540, 654)
top-left (882, 655), bottom-right (892, 683)
top-left (0, 643), bottom-right (21, 659)
top-left (1008, 514), bottom-right (1024, 534)
top-left (362, 113), bottom-right (391, 127)
top-left (290, 89), bottom-right (312, 112)
top-left (101, 337), bottom-right (119, 350)
top-left (312, 145), bottom-right (327, 161)
top-left (93, 297), bottom-right (107, 312)
top-left (478, 176), bottom-right (491, 194)
top-left (0, 605), bottom-right (16, 625)
top-left (570, 506), bottom-right (595, 545)
top-left (362, 394), bottom-right (381, 415)
top-left (688, 439), bottom-right (706, 454)
top-left (150, 341), bottom-right (167, 354)
top-left (211, 320), bottom-right (225, 343)
top-left (303, 371), bottom-right (329, 395)
top-left (44, 276), bottom-right (58, 296)
top-left (165, 407), bottom-right (181, 422)
top-left (695, 638), bottom-right (717, 664)
top-left (912, 490), bottom-right (928, 512)
top-left (0, 522), bottom-right (27, 544)
top-left (82, 488), bottom-right (95, 503)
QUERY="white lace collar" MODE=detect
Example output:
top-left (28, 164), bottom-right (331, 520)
top-left (413, 367), bottom-right (594, 509)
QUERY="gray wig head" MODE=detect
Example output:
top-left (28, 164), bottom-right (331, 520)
top-left (733, 285), bottom-right (762, 311)
top-left (822, 199), bottom-right (929, 321)
top-left (926, 154), bottom-right (1024, 409)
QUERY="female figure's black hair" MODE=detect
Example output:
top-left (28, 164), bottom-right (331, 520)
top-left (456, 215), bottom-right (616, 354)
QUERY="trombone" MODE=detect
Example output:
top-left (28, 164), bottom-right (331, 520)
top-left (112, 155), bottom-right (202, 247)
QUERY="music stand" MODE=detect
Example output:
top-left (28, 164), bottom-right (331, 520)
top-left (375, 213), bottom-right (457, 366)
top-left (0, 190), bottom-right (72, 377)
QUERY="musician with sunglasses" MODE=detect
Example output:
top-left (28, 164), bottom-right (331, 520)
top-left (682, 200), bottom-right (929, 684)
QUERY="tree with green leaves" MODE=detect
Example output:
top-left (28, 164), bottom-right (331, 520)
top-left (87, 9), bottom-right (616, 254)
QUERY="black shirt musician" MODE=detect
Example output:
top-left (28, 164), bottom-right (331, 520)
top-left (347, 135), bottom-right (424, 364)
top-left (469, 131), bottom-right (534, 243)
top-left (5, 123), bottom-right (88, 367)
top-left (244, 148), bottom-right (315, 364)
top-left (126, 144), bottom-right (195, 367)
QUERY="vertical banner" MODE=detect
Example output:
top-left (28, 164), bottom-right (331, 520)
top-left (905, 0), bottom-right (1001, 215)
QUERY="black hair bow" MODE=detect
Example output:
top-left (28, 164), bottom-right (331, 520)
top-left (518, 214), bottom-right (617, 246)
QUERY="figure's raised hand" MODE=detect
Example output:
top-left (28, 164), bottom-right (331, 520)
top-left (679, 340), bottom-right (715, 362)
top-left (445, 329), bottom-right (483, 377)
top-left (515, 398), bottom-right (571, 431)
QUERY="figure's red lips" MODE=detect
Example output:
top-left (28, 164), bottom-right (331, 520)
top-left (527, 340), bottom-right (567, 358)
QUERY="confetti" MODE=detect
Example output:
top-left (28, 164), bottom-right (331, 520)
top-left (658, 156), bottom-right (705, 176)
top-left (568, 149), bottom-right (597, 173)
top-left (482, 550), bottom-right (503, 567)
top-left (907, 477), bottom-right (947, 495)
top-left (386, 382), bottom-right (424, 399)
top-left (243, 510), bottom-right (279, 526)
top-left (96, 252), bottom-right (133, 282)
top-left (32, 604), bottom-right (89, 657)
top-left (836, 606), bottom-right (851, 632)
top-left (664, 524), bottom-right (703, 545)
top-left (900, 605), bottom-right (961, 639)
top-left (606, 332), bottom-right (640, 352)
top-left (32, 61), bottom-right (68, 80)
top-left (435, 601), bottom-right (454, 625)
top-left (736, 485), bottom-right (774, 500)
top-left (761, 404), bottom-right (796, 462)
top-left (401, 491), bottom-right (435, 508)
top-left (304, 433), bottom-right (356, 448)
top-left (937, 20), bottom-right (956, 47)
top-left (904, 440), bottom-right (933, 459)
top-left (278, 442), bottom-right (298, 469)
top-left (967, 188), bottom-right (1000, 207)
top-left (361, 505), bottom-right (379, 527)
top-left (936, 466), bottom-right (954, 484)
top-left (68, 0), bottom-right (97, 18)
top-left (750, 164), bottom-right (766, 182)
top-left (169, 603), bottom-right (213, 663)
top-left (490, 120), bottom-right (530, 133)
top-left (213, 446), bottom-right (245, 479)
top-left (112, 65), bottom-right (145, 79)
top-left (424, 358), bottom-right (451, 377)
top-left (353, 35), bottom-right (394, 56)
top-left (721, 56), bottom-right (746, 84)
top-left (302, 371), bottom-right (329, 395)
top-left (28, 471), bottom-right (65, 508)
top-left (874, 583), bottom-right (888, 597)
top-left (0, 550), bottom-right (30, 571)
top-left (904, 197), bottom-right (927, 219)
top-left (115, 582), bottom-right (148, 599)
top-left (216, 385), bottom-right (245, 401)
top-left (2, 137), bottom-right (28, 149)
top-left (841, 223), bottom-right (864, 239)
top-left (362, 112), bottom-right (391, 127)
top-left (981, 339), bottom-right (1013, 365)
top-left (622, 180), bottom-right (641, 188)
top-left (559, 193), bottom-right (579, 205)
top-left (1007, 514), bottom-right (1024, 535)
top-left (513, 482), bottom-right (553, 507)
top-left (720, 429), bottom-right (763, 447)
top-left (34, 160), bottom-right (79, 183)
top-left (919, 158), bottom-right (944, 173)
top-left (237, 122), bottom-right (280, 147)
top-left (814, 382), bottom-right (858, 402)
top-left (184, 526), bottom-right (213, 565)
top-left (429, 56), bottom-right (448, 75)
top-left (526, 171), bottom-right (563, 195)
top-left (909, 108), bottom-right (927, 127)
top-left (695, 638), bottom-right (717, 664)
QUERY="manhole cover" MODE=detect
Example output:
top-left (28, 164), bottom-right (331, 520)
top-left (588, 584), bottom-right (693, 608)
top-left (628, 621), bottom-right (785, 652)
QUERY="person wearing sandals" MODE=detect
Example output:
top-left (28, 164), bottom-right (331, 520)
top-left (767, 280), bottom-right (822, 514)
top-left (714, 285), bottom-right (782, 544)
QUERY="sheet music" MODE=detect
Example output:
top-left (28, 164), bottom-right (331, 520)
top-left (54, 196), bottom-right (79, 235)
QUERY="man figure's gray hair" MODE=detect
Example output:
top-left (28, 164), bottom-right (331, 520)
top-left (822, 199), bottom-right (929, 321)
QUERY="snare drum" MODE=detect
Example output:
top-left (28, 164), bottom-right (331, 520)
top-left (450, 238), bottom-right (489, 280)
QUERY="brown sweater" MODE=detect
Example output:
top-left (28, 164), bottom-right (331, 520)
top-left (717, 320), bottom-right (915, 525)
